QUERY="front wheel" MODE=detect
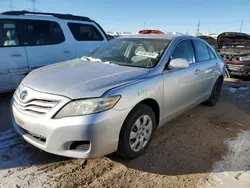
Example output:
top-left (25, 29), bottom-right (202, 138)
top-left (204, 78), bottom-right (223, 106)
top-left (117, 104), bottom-right (156, 159)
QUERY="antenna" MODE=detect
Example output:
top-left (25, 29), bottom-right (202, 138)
top-left (9, 0), bottom-right (14, 10)
top-left (240, 20), bottom-right (244, 32)
top-left (196, 20), bottom-right (200, 36)
top-left (28, 0), bottom-right (38, 12)
top-left (31, 0), bottom-right (36, 12)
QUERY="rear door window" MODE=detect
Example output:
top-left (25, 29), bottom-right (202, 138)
top-left (208, 47), bottom-right (216, 59)
top-left (20, 20), bottom-right (65, 46)
top-left (0, 19), bottom-right (20, 47)
top-left (68, 23), bottom-right (104, 41)
top-left (171, 40), bottom-right (196, 64)
top-left (193, 40), bottom-right (210, 61)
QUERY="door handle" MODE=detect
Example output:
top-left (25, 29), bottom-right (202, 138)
top-left (63, 50), bottom-right (70, 54)
top-left (195, 69), bottom-right (201, 74)
top-left (0, 69), bottom-right (9, 75)
top-left (10, 53), bottom-right (21, 57)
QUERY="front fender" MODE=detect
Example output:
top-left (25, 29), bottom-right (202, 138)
top-left (103, 74), bottom-right (164, 112)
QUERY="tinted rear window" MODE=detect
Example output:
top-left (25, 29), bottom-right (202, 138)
top-left (68, 23), bottom-right (104, 41)
top-left (21, 20), bottom-right (65, 46)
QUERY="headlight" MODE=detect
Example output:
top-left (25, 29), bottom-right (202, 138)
top-left (54, 96), bottom-right (121, 119)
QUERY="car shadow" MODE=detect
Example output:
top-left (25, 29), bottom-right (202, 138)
top-left (109, 82), bottom-right (250, 176)
top-left (0, 92), bottom-right (13, 132)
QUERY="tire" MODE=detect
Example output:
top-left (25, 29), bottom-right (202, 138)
top-left (117, 104), bottom-right (156, 159)
top-left (204, 78), bottom-right (223, 106)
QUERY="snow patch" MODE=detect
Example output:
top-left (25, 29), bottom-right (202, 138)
top-left (238, 87), bottom-right (248, 91)
top-left (229, 86), bottom-right (249, 93)
top-left (228, 88), bottom-right (237, 93)
top-left (0, 128), bottom-right (67, 188)
top-left (198, 131), bottom-right (250, 188)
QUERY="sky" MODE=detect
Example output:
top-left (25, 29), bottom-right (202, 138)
top-left (1, 0), bottom-right (250, 35)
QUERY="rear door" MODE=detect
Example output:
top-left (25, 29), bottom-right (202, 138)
top-left (0, 19), bottom-right (29, 91)
top-left (192, 39), bottom-right (216, 99)
top-left (162, 40), bottom-right (201, 120)
top-left (67, 22), bottom-right (108, 57)
top-left (19, 19), bottom-right (74, 70)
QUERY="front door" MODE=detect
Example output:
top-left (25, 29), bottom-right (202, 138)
top-left (0, 19), bottom-right (29, 91)
top-left (162, 40), bottom-right (201, 120)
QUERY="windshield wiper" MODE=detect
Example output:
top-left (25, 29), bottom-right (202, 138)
top-left (81, 56), bottom-right (103, 62)
top-left (81, 56), bottom-right (116, 65)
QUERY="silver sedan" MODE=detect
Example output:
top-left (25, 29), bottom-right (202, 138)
top-left (12, 34), bottom-right (225, 159)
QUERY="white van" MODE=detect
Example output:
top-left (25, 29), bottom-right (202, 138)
top-left (0, 11), bottom-right (108, 92)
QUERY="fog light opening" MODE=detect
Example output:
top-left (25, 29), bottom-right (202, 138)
top-left (69, 141), bottom-right (90, 151)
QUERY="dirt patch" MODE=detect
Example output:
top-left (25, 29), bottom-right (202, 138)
top-left (0, 80), bottom-right (250, 188)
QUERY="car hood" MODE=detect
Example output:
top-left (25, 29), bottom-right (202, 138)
top-left (217, 32), bottom-right (250, 47)
top-left (22, 59), bottom-right (149, 99)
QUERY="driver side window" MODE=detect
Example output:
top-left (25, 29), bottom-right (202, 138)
top-left (171, 40), bottom-right (196, 64)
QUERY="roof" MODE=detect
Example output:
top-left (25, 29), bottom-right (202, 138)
top-left (1, 11), bottom-right (92, 22)
top-left (120, 34), bottom-right (194, 40)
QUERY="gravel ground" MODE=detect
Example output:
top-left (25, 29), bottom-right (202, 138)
top-left (0, 78), bottom-right (250, 188)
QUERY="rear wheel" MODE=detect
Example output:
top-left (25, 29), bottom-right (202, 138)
top-left (117, 104), bottom-right (156, 159)
top-left (204, 78), bottom-right (223, 106)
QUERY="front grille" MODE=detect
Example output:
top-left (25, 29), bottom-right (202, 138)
top-left (13, 92), bottom-right (59, 116)
top-left (227, 64), bottom-right (243, 71)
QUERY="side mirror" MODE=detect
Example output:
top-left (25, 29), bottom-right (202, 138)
top-left (169, 58), bottom-right (189, 69)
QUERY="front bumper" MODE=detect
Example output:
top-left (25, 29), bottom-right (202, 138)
top-left (226, 62), bottom-right (250, 76)
top-left (11, 98), bottom-right (131, 158)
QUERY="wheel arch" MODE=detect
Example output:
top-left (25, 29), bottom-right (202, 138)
top-left (138, 98), bottom-right (160, 127)
top-left (218, 75), bottom-right (224, 82)
top-left (117, 98), bottom-right (160, 159)
top-left (124, 98), bottom-right (160, 127)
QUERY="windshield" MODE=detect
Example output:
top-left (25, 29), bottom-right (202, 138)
top-left (87, 38), bottom-right (170, 68)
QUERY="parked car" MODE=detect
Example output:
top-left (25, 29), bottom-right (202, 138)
top-left (139, 29), bottom-right (164, 34)
top-left (106, 34), bottom-right (115, 40)
top-left (0, 11), bottom-right (108, 93)
top-left (12, 35), bottom-right (225, 159)
top-left (217, 32), bottom-right (250, 77)
top-left (197, 35), bottom-right (218, 49)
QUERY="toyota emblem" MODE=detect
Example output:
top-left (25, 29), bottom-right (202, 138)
top-left (20, 90), bottom-right (28, 101)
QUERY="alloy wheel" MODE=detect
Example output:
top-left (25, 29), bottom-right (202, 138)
top-left (129, 115), bottom-right (153, 152)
